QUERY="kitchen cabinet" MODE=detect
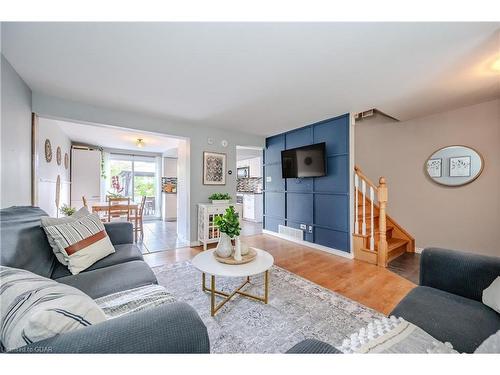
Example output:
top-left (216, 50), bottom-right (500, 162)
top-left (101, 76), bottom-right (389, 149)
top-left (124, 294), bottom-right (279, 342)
top-left (162, 193), bottom-right (177, 221)
top-left (242, 193), bottom-right (263, 222)
top-left (236, 157), bottom-right (262, 178)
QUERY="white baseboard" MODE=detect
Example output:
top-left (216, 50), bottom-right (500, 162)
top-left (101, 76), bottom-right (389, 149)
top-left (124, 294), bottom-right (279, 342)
top-left (190, 240), bottom-right (201, 247)
top-left (262, 229), bottom-right (354, 259)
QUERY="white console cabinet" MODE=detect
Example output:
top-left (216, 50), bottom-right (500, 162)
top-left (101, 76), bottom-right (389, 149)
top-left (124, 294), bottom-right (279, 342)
top-left (198, 203), bottom-right (242, 250)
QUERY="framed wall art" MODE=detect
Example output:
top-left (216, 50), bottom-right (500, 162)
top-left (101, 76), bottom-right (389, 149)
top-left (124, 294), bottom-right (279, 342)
top-left (203, 151), bottom-right (226, 185)
top-left (426, 158), bottom-right (442, 178)
top-left (449, 156), bottom-right (471, 177)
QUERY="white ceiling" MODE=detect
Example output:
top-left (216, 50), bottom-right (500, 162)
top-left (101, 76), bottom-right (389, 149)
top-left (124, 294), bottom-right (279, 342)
top-left (3, 22), bottom-right (499, 136)
top-left (49, 118), bottom-right (180, 153)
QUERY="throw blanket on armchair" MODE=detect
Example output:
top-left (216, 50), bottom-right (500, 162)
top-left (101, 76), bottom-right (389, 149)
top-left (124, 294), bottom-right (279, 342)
top-left (336, 316), bottom-right (458, 354)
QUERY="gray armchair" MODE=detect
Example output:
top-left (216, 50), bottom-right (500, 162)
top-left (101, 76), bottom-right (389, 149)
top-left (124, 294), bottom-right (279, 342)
top-left (391, 248), bottom-right (500, 353)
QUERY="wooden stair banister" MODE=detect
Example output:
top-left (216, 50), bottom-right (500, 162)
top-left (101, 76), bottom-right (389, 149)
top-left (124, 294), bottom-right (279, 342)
top-left (353, 165), bottom-right (414, 268)
top-left (377, 177), bottom-right (388, 267)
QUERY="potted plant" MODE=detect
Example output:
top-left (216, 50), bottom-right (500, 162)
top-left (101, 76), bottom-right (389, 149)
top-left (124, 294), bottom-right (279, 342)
top-left (208, 192), bottom-right (231, 204)
top-left (213, 206), bottom-right (241, 258)
top-left (59, 204), bottom-right (77, 217)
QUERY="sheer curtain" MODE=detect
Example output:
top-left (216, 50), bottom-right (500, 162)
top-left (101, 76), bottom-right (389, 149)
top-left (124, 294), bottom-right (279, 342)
top-left (155, 156), bottom-right (162, 219)
top-left (100, 151), bottom-right (110, 202)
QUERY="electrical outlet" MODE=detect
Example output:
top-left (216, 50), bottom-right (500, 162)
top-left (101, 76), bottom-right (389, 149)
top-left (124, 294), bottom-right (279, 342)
top-left (308, 226), bottom-right (313, 233)
top-left (299, 224), bottom-right (306, 230)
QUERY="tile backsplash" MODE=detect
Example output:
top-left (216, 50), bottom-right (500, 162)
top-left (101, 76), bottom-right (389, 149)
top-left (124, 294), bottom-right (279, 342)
top-left (237, 177), bottom-right (263, 192)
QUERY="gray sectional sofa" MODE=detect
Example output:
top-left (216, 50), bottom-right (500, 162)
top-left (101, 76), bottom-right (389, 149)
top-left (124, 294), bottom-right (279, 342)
top-left (1, 206), bottom-right (210, 353)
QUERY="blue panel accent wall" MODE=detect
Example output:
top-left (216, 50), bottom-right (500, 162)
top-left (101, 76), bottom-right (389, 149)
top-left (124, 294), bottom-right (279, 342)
top-left (263, 113), bottom-right (351, 253)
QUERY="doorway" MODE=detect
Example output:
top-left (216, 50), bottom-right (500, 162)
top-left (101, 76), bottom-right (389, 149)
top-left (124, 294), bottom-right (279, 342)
top-left (236, 146), bottom-right (264, 236)
top-left (32, 115), bottom-right (191, 253)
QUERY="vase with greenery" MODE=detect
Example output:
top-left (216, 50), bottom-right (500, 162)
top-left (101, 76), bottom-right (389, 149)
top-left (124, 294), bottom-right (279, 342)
top-left (208, 192), bottom-right (231, 204)
top-left (59, 204), bottom-right (76, 217)
top-left (213, 206), bottom-right (241, 258)
top-left (107, 175), bottom-right (124, 198)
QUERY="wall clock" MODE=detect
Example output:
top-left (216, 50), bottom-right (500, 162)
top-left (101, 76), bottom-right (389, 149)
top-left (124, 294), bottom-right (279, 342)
top-left (64, 153), bottom-right (69, 169)
top-left (56, 147), bottom-right (62, 166)
top-left (44, 139), bottom-right (52, 163)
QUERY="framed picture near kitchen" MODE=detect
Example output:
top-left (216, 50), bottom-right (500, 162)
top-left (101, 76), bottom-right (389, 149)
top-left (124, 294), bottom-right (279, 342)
top-left (203, 151), bottom-right (226, 185)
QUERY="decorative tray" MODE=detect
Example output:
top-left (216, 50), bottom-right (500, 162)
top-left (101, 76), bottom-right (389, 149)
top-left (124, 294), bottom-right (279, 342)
top-left (213, 247), bottom-right (257, 265)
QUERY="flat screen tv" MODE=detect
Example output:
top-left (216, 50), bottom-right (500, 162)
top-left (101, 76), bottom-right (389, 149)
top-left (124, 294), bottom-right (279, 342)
top-left (281, 142), bottom-right (326, 178)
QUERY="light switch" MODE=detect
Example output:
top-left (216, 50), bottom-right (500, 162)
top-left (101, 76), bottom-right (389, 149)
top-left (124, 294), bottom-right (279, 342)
top-left (300, 224), bottom-right (307, 230)
top-left (266, 176), bottom-right (272, 182)
top-left (308, 226), bottom-right (313, 233)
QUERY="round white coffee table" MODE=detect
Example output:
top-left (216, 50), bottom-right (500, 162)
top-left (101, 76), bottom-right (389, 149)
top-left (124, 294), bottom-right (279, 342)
top-left (191, 248), bottom-right (274, 316)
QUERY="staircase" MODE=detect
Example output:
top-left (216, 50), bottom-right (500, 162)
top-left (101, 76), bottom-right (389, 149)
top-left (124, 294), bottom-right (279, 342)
top-left (353, 165), bottom-right (415, 267)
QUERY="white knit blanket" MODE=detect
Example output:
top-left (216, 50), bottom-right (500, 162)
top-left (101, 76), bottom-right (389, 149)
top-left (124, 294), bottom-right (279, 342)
top-left (336, 316), bottom-right (457, 354)
top-left (94, 284), bottom-right (176, 319)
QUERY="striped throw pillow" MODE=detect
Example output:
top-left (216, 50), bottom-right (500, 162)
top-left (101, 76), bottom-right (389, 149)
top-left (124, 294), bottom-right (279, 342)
top-left (0, 266), bottom-right (106, 352)
top-left (41, 207), bottom-right (90, 265)
top-left (43, 213), bottom-right (115, 275)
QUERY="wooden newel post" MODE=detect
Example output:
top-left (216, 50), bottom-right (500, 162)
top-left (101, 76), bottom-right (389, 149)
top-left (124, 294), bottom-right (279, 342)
top-left (377, 177), bottom-right (388, 267)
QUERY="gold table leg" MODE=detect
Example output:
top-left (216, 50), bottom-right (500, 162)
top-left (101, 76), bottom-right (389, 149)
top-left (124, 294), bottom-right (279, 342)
top-left (202, 270), bottom-right (270, 316)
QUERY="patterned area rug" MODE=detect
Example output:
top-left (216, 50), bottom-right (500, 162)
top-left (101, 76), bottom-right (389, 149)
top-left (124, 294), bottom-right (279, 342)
top-left (153, 262), bottom-right (382, 353)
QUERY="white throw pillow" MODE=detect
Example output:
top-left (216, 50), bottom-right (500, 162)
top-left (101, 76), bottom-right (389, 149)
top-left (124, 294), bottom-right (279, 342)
top-left (482, 276), bottom-right (500, 313)
top-left (0, 266), bottom-right (106, 352)
top-left (41, 207), bottom-right (91, 265)
top-left (474, 330), bottom-right (500, 353)
top-left (42, 213), bottom-right (115, 275)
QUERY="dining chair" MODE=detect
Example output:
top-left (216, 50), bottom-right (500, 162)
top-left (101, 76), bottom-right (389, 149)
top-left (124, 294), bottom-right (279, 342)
top-left (130, 196), bottom-right (147, 239)
top-left (82, 196), bottom-right (88, 208)
top-left (107, 197), bottom-right (131, 222)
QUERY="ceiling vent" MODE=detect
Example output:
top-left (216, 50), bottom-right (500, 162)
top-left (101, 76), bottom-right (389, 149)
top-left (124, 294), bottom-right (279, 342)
top-left (354, 108), bottom-right (399, 122)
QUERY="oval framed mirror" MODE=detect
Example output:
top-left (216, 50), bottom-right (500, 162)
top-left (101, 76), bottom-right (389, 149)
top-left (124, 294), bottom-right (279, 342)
top-left (425, 145), bottom-right (484, 187)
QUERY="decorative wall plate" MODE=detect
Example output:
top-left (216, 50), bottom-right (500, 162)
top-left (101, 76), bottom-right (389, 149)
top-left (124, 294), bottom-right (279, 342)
top-left (44, 139), bottom-right (52, 162)
top-left (56, 147), bottom-right (62, 166)
top-left (64, 153), bottom-right (69, 169)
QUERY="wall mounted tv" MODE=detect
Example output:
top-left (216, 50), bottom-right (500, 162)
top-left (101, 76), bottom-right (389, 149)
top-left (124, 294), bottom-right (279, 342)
top-left (281, 142), bottom-right (326, 178)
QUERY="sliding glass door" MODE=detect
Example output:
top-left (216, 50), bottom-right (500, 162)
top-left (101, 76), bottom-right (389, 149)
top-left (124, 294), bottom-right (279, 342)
top-left (107, 154), bottom-right (160, 219)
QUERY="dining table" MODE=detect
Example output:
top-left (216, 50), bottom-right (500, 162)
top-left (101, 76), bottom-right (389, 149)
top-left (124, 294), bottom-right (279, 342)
top-left (91, 202), bottom-right (140, 242)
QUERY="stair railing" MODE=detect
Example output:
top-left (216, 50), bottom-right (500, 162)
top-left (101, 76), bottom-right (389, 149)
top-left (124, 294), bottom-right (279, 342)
top-left (354, 165), bottom-right (388, 267)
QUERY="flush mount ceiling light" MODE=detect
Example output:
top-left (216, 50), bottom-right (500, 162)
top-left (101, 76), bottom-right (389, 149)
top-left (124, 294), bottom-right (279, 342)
top-left (136, 138), bottom-right (145, 148)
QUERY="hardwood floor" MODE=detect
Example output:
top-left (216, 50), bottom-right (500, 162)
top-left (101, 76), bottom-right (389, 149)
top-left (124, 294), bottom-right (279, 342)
top-left (388, 252), bottom-right (421, 284)
top-left (143, 233), bottom-right (416, 315)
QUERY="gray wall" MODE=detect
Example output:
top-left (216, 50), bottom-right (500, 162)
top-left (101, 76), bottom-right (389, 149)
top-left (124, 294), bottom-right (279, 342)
top-left (355, 99), bottom-right (500, 257)
top-left (1, 54), bottom-right (32, 207)
top-left (32, 92), bottom-right (265, 242)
